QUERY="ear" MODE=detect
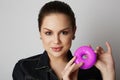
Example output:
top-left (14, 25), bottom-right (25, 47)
top-left (40, 32), bottom-right (42, 39)
top-left (72, 26), bottom-right (76, 40)
top-left (72, 35), bottom-right (75, 40)
top-left (73, 26), bottom-right (76, 34)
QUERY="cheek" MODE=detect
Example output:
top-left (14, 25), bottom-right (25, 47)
top-left (63, 38), bottom-right (72, 50)
top-left (41, 37), bottom-right (52, 50)
top-left (41, 34), bottom-right (51, 45)
top-left (62, 36), bottom-right (73, 45)
top-left (42, 37), bottom-right (51, 44)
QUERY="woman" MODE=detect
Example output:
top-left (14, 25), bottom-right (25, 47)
top-left (12, 1), bottom-right (115, 80)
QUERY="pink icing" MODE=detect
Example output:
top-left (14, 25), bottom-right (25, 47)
top-left (74, 46), bottom-right (96, 69)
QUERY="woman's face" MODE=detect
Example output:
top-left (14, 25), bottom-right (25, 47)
top-left (40, 13), bottom-right (75, 58)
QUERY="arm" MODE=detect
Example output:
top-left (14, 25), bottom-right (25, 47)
top-left (95, 42), bottom-right (116, 80)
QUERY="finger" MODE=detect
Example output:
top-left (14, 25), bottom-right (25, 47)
top-left (65, 62), bottom-right (83, 75)
top-left (88, 44), bottom-right (92, 48)
top-left (95, 60), bottom-right (103, 70)
top-left (99, 46), bottom-right (105, 53)
top-left (64, 56), bottom-right (76, 70)
top-left (95, 46), bottom-right (101, 55)
top-left (62, 63), bottom-right (76, 76)
top-left (74, 62), bottom-right (83, 71)
top-left (94, 50), bottom-right (97, 54)
top-left (106, 41), bottom-right (112, 54)
top-left (96, 46), bottom-right (105, 54)
top-left (70, 62), bottom-right (83, 73)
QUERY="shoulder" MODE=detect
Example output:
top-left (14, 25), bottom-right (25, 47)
top-left (13, 53), bottom-right (43, 72)
top-left (12, 53), bottom-right (43, 80)
top-left (15, 53), bottom-right (42, 67)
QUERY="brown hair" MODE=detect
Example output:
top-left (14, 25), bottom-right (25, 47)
top-left (38, 1), bottom-right (76, 32)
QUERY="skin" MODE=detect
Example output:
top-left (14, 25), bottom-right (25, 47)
top-left (40, 13), bottom-right (115, 80)
top-left (94, 42), bottom-right (115, 80)
top-left (40, 13), bottom-right (74, 59)
top-left (40, 13), bottom-right (78, 79)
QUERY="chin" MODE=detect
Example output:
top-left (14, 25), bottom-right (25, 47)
top-left (48, 50), bottom-right (65, 58)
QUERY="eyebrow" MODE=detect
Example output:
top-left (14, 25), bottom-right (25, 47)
top-left (43, 27), bottom-right (72, 31)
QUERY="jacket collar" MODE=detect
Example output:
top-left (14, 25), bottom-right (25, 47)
top-left (35, 50), bottom-right (73, 71)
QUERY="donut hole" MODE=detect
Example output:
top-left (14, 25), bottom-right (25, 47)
top-left (82, 54), bottom-right (88, 60)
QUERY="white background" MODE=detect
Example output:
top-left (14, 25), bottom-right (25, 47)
top-left (0, 0), bottom-right (120, 80)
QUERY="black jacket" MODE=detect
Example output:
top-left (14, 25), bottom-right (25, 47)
top-left (12, 51), bottom-right (102, 80)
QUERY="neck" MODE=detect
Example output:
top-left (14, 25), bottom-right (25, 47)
top-left (49, 56), bottom-right (68, 80)
top-left (48, 54), bottom-right (68, 64)
top-left (47, 53), bottom-right (69, 79)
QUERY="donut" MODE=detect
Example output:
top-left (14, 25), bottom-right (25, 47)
top-left (74, 46), bottom-right (96, 69)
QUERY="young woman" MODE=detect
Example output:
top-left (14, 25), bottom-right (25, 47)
top-left (12, 1), bottom-right (115, 80)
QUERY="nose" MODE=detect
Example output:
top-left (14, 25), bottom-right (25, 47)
top-left (53, 34), bottom-right (61, 44)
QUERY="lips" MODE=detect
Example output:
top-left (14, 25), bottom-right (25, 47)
top-left (51, 47), bottom-right (63, 52)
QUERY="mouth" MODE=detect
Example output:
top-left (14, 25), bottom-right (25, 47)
top-left (51, 47), bottom-right (63, 52)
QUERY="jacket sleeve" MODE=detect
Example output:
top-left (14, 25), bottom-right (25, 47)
top-left (12, 61), bottom-right (25, 80)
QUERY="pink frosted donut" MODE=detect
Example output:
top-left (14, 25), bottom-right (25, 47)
top-left (74, 46), bottom-right (96, 69)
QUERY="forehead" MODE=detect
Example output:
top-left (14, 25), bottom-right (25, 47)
top-left (41, 13), bottom-right (72, 30)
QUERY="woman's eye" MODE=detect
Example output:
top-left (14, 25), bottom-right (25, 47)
top-left (45, 32), bottom-right (52, 35)
top-left (61, 31), bottom-right (68, 35)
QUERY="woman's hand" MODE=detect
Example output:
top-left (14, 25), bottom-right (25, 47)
top-left (95, 42), bottom-right (115, 80)
top-left (61, 57), bottom-right (83, 80)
